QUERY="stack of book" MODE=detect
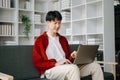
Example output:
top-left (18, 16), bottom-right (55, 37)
top-left (87, 38), bottom-right (102, 45)
top-left (0, 0), bottom-right (11, 8)
top-left (72, 41), bottom-right (80, 44)
top-left (24, 0), bottom-right (31, 10)
top-left (61, 0), bottom-right (71, 9)
top-left (0, 23), bottom-right (15, 36)
top-left (34, 14), bottom-right (41, 24)
top-left (66, 28), bottom-right (71, 35)
top-left (61, 11), bottom-right (70, 22)
top-left (4, 41), bottom-right (16, 45)
top-left (53, 1), bottom-right (60, 10)
top-left (0, 0), bottom-right (14, 8)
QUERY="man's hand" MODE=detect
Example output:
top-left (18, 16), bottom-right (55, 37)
top-left (71, 51), bottom-right (77, 58)
top-left (55, 59), bottom-right (71, 66)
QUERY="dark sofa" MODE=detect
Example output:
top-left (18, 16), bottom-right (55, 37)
top-left (0, 45), bottom-right (114, 80)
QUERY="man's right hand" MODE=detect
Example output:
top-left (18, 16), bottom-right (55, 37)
top-left (55, 59), bottom-right (71, 66)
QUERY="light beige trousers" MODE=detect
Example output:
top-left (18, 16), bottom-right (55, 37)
top-left (45, 62), bottom-right (104, 80)
top-left (0, 72), bottom-right (14, 80)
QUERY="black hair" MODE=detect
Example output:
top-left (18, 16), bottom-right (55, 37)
top-left (46, 10), bottom-right (62, 21)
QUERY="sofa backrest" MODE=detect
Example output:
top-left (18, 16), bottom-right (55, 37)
top-left (0, 44), bottom-right (103, 80)
top-left (0, 46), bottom-right (39, 80)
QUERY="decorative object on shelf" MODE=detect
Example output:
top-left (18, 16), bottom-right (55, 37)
top-left (24, 0), bottom-right (31, 9)
top-left (21, 15), bottom-right (31, 39)
top-left (114, 0), bottom-right (120, 6)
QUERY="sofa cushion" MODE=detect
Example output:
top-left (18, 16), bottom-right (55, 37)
top-left (0, 45), bottom-right (114, 80)
top-left (104, 72), bottom-right (114, 80)
top-left (0, 46), bottom-right (39, 80)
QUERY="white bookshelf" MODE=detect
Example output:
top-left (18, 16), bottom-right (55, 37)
top-left (0, 0), bottom-right (17, 45)
top-left (0, 0), bottom-right (115, 72)
top-left (0, 0), bottom-right (58, 45)
top-left (59, 0), bottom-right (115, 72)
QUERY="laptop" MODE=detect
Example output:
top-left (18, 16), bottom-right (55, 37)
top-left (73, 44), bottom-right (99, 65)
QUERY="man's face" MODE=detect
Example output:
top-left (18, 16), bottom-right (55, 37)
top-left (47, 19), bottom-right (61, 33)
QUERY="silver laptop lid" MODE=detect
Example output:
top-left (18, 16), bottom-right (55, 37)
top-left (74, 44), bottom-right (99, 65)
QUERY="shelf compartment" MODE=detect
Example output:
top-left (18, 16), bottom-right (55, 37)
top-left (87, 17), bottom-right (103, 34)
top-left (19, 10), bottom-right (33, 22)
top-left (0, 23), bottom-right (15, 36)
top-left (86, 1), bottom-right (103, 18)
top-left (35, 0), bottom-right (48, 12)
top-left (71, 0), bottom-right (85, 6)
top-left (61, 11), bottom-right (71, 22)
top-left (87, 34), bottom-right (103, 44)
top-left (34, 12), bottom-right (46, 23)
top-left (59, 23), bottom-right (71, 35)
top-left (34, 25), bottom-right (45, 36)
top-left (18, 37), bottom-right (34, 45)
top-left (34, 28), bottom-right (41, 36)
top-left (72, 20), bottom-right (86, 35)
top-left (48, 1), bottom-right (60, 11)
top-left (0, 0), bottom-right (16, 8)
top-left (0, 36), bottom-right (16, 45)
top-left (87, 34), bottom-right (103, 50)
top-left (0, 9), bottom-right (16, 21)
top-left (61, 0), bottom-right (71, 10)
top-left (72, 35), bottom-right (86, 44)
top-left (72, 5), bottom-right (86, 20)
top-left (19, 0), bottom-right (33, 10)
top-left (18, 24), bottom-right (33, 36)
top-left (34, 24), bottom-right (47, 35)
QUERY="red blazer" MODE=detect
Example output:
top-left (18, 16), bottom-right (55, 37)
top-left (33, 32), bottom-right (74, 75)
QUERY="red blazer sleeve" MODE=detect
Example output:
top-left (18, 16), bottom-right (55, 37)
top-left (59, 36), bottom-right (74, 63)
top-left (65, 39), bottom-right (74, 63)
top-left (33, 36), bottom-right (57, 72)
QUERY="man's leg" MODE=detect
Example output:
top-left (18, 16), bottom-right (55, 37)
top-left (0, 72), bottom-right (14, 80)
top-left (45, 64), bottom-right (80, 80)
top-left (79, 61), bottom-right (104, 80)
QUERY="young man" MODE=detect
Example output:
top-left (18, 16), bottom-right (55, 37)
top-left (33, 10), bottom-right (104, 80)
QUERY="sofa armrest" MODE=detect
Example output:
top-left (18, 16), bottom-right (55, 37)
top-left (0, 72), bottom-right (14, 80)
top-left (95, 61), bottom-right (118, 80)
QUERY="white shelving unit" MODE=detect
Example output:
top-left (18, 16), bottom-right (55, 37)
top-left (0, 0), bottom-right (115, 72)
top-left (59, 0), bottom-right (115, 72)
top-left (0, 0), bottom-right (17, 45)
top-left (18, 0), bottom-right (34, 45)
top-left (0, 0), bottom-right (59, 45)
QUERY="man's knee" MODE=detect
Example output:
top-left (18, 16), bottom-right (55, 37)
top-left (89, 62), bottom-right (102, 72)
top-left (68, 64), bottom-right (79, 71)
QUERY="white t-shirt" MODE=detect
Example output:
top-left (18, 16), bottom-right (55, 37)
top-left (46, 32), bottom-right (65, 62)
top-left (45, 32), bottom-right (66, 74)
